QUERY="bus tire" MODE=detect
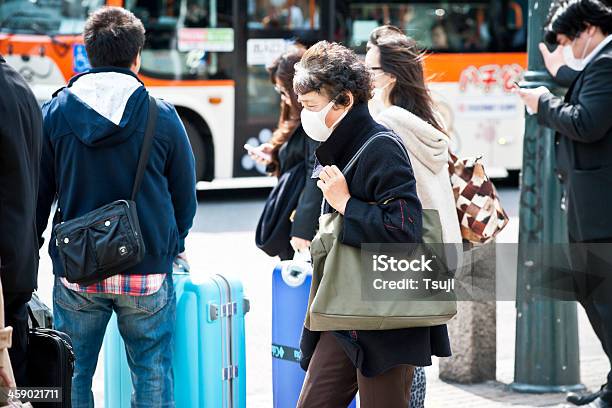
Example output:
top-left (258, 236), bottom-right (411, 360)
top-left (183, 119), bottom-right (207, 182)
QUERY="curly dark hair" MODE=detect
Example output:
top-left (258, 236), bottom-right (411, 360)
top-left (544, 0), bottom-right (612, 44)
top-left (293, 41), bottom-right (372, 107)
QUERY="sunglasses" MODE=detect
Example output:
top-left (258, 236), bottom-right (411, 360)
top-left (368, 66), bottom-right (385, 76)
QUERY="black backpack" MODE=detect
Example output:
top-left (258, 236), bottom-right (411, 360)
top-left (255, 161), bottom-right (306, 260)
top-left (53, 96), bottom-right (158, 286)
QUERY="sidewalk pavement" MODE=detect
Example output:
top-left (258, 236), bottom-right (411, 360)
top-left (424, 217), bottom-right (609, 408)
top-left (35, 216), bottom-right (609, 407)
top-left (424, 301), bottom-right (607, 408)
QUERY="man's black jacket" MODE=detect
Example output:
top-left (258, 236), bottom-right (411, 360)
top-left (538, 41), bottom-right (612, 242)
top-left (0, 56), bottom-right (43, 293)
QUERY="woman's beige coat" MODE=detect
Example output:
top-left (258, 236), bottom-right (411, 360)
top-left (376, 106), bottom-right (462, 244)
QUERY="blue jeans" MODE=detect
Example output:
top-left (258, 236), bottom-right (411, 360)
top-left (53, 275), bottom-right (176, 408)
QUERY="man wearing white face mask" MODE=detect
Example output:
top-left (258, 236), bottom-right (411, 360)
top-left (517, 1), bottom-right (612, 407)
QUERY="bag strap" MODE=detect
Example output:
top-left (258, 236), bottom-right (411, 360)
top-left (26, 305), bottom-right (40, 329)
top-left (320, 131), bottom-right (408, 215)
top-left (341, 131), bottom-right (408, 175)
top-left (131, 95), bottom-right (158, 201)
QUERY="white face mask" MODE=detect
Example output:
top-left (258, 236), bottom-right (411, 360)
top-left (300, 99), bottom-right (350, 142)
top-left (369, 81), bottom-right (393, 117)
top-left (563, 34), bottom-right (593, 71)
top-left (373, 80), bottom-right (393, 103)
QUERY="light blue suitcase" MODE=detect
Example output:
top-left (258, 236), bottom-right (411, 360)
top-left (103, 269), bottom-right (249, 408)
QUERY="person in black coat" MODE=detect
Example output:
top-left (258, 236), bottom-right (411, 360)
top-left (251, 46), bottom-right (322, 260)
top-left (517, 2), bottom-right (612, 407)
top-left (0, 55), bottom-right (43, 385)
top-left (293, 41), bottom-right (451, 408)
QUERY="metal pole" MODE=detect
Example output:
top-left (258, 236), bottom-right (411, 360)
top-left (511, 0), bottom-right (584, 393)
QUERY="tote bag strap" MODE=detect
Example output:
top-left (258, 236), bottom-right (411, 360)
top-left (341, 131), bottom-right (407, 175)
top-left (320, 131), bottom-right (408, 214)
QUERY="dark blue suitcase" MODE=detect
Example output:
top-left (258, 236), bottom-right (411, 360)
top-left (272, 258), bottom-right (357, 407)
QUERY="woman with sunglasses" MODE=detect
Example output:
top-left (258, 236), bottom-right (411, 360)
top-left (365, 26), bottom-right (462, 408)
top-left (250, 45), bottom-right (322, 259)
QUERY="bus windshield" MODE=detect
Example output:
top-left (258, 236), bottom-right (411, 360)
top-left (347, 1), bottom-right (527, 53)
top-left (0, 0), bottom-right (104, 35)
top-left (124, 0), bottom-right (234, 80)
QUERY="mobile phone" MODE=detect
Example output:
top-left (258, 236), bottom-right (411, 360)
top-left (244, 144), bottom-right (272, 161)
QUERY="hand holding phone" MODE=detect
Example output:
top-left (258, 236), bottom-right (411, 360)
top-left (244, 143), bottom-right (272, 162)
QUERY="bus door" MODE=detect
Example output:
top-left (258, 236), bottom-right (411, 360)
top-left (232, 0), bottom-right (332, 177)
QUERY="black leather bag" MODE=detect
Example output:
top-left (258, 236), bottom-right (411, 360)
top-left (53, 96), bottom-right (158, 285)
top-left (27, 306), bottom-right (75, 408)
top-left (255, 161), bottom-right (306, 259)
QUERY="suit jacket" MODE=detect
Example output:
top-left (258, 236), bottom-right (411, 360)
top-left (554, 65), bottom-right (580, 87)
top-left (537, 41), bottom-right (612, 241)
top-left (0, 56), bottom-right (43, 294)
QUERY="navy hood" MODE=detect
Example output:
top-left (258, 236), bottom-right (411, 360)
top-left (57, 68), bottom-right (147, 147)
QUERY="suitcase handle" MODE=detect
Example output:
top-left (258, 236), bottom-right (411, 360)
top-left (172, 257), bottom-right (191, 274)
top-left (27, 306), bottom-right (41, 329)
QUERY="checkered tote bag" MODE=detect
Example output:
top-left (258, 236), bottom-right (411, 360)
top-left (448, 152), bottom-right (509, 243)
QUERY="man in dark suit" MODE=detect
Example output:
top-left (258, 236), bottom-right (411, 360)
top-left (0, 55), bottom-right (43, 385)
top-left (518, 1), bottom-right (612, 407)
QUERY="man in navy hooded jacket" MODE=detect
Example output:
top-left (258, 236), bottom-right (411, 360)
top-left (36, 7), bottom-right (197, 407)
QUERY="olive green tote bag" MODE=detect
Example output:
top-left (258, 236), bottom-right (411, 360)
top-left (304, 133), bottom-right (457, 331)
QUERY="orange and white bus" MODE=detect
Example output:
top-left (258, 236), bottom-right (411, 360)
top-left (0, 0), bottom-right (526, 187)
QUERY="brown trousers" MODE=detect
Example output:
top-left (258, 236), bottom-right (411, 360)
top-left (297, 332), bottom-right (414, 408)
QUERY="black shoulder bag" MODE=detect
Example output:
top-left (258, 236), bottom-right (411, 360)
top-left (53, 95), bottom-right (158, 286)
top-left (255, 161), bottom-right (306, 259)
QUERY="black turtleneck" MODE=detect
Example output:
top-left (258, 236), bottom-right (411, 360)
top-left (315, 103), bottom-right (386, 170)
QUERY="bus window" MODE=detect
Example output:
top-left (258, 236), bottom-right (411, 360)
top-left (245, 1), bottom-right (321, 123)
top-left (125, 0), bottom-right (234, 80)
top-left (344, 1), bottom-right (527, 54)
top-left (0, 0), bottom-right (104, 35)
top-left (248, 0), bottom-right (320, 30)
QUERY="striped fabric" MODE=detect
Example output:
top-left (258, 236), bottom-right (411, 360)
top-left (61, 273), bottom-right (165, 296)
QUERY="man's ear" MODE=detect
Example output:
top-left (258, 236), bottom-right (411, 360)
top-left (585, 24), bottom-right (597, 37)
top-left (130, 52), bottom-right (142, 74)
